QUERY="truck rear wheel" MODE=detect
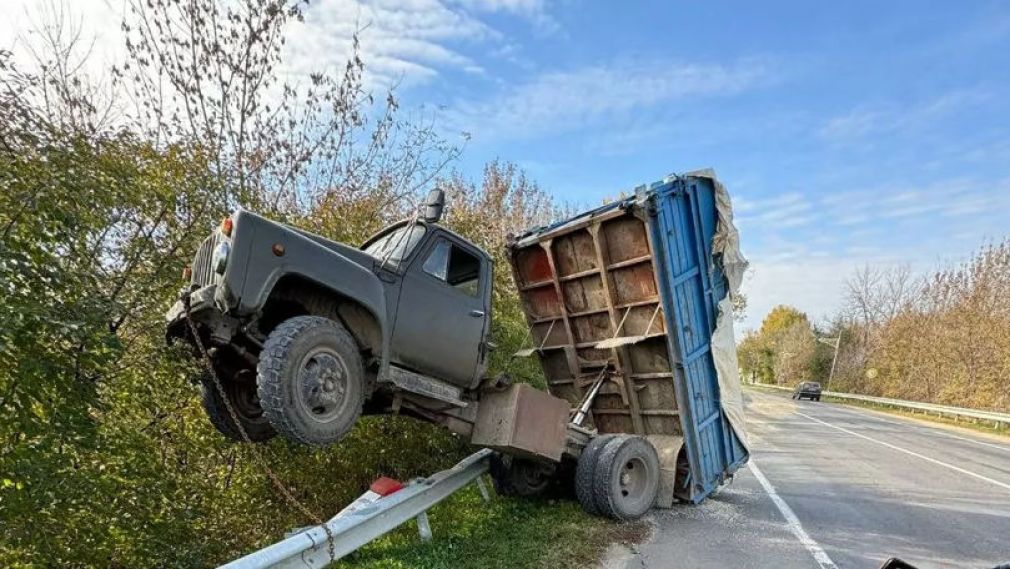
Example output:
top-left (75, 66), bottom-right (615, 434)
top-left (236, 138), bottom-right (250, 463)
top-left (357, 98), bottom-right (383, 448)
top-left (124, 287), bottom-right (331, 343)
top-left (592, 435), bottom-right (660, 520)
top-left (575, 434), bottom-right (620, 515)
top-left (257, 316), bottom-right (364, 446)
top-left (200, 371), bottom-right (276, 443)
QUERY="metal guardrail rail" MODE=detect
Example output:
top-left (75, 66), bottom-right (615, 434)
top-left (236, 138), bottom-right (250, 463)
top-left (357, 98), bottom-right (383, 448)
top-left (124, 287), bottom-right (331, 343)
top-left (220, 448), bottom-right (493, 569)
top-left (749, 383), bottom-right (1010, 428)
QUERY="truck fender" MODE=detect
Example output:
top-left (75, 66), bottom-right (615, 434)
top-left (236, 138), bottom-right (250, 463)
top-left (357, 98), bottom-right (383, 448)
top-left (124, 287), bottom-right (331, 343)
top-left (231, 214), bottom-right (391, 376)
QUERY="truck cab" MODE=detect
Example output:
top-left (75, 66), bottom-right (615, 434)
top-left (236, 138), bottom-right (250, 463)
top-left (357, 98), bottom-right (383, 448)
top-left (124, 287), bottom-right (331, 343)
top-left (167, 191), bottom-right (495, 446)
top-left (362, 220), bottom-right (493, 391)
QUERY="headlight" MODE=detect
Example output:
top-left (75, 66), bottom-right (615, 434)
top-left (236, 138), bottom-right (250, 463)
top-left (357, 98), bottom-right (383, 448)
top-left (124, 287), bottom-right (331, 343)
top-left (212, 241), bottom-right (231, 275)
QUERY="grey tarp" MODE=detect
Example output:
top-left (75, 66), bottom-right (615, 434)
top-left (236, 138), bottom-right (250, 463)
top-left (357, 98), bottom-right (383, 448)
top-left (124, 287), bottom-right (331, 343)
top-left (687, 169), bottom-right (750, 450)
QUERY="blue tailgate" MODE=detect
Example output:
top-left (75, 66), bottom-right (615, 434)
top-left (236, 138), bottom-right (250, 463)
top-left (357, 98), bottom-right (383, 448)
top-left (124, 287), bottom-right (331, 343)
top-left (646, 175), bottom-right (749, 503)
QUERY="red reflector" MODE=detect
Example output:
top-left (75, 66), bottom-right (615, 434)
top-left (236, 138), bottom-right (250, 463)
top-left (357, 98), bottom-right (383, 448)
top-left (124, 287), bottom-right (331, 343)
top-left (369, 477), bottom-right (403, 497)
top-left (221, 217), bottom-right (233, 237)
top-left (272, 243), bottom-right (285, 256)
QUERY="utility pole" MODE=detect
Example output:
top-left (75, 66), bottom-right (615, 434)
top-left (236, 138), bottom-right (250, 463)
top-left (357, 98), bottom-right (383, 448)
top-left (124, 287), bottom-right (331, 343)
top-left (817, 330), bottom-right (844, 392)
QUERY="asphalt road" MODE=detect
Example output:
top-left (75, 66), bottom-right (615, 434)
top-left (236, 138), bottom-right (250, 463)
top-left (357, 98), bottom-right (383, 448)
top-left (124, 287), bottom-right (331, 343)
top-left (607, 389), bottom-right (1010, 569)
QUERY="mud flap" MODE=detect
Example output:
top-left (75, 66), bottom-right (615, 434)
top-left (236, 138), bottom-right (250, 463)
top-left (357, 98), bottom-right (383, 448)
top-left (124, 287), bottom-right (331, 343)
top-left (646, 434), bottom-right (684, 508)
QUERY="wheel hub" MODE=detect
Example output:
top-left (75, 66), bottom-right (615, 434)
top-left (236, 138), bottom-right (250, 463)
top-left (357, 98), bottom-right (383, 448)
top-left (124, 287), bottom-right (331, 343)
top-left (618, 458), bottom-right (647, 499)
top-left (228, 370), bottom-right (264, 420)
top-left (296, 348), bottom-right (349, 422)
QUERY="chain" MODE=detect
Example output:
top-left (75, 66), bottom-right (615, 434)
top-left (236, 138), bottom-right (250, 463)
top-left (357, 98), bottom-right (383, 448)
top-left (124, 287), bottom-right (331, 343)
top-left (182, 297), bottom-right (337, 562)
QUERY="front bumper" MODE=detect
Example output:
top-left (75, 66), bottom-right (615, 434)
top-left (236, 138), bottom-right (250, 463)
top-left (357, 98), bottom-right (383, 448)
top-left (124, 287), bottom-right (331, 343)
top-left (165, 284), bottom-right (219, 342)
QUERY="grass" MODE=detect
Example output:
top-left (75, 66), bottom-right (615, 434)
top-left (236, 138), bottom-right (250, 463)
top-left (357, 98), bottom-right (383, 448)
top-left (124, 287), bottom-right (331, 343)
top-left (333, 476), bottom-right (650, 569)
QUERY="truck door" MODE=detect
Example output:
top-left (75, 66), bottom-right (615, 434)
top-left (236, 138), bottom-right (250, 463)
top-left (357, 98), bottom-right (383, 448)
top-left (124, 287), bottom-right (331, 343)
top-left (391, 234), bottom-right (489, 388)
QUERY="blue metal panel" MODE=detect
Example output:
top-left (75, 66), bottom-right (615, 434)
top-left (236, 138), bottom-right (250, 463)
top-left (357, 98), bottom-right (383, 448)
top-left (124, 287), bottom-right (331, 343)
top-left (646, 175), bottom-right (749, 503)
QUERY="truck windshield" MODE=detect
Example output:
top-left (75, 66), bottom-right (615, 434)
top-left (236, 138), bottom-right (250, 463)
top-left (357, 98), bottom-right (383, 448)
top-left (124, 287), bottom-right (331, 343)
top-left (363, 224), bottom-right (426, 264)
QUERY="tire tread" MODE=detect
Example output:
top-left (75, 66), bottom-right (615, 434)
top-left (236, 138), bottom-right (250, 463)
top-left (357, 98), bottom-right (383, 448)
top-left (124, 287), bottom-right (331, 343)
top-left (257, 315), bottom-right (363, 445)
top-left (575, 434), bottom-right (619, 515)
top-left (593, 435), bottom-right (660, 520)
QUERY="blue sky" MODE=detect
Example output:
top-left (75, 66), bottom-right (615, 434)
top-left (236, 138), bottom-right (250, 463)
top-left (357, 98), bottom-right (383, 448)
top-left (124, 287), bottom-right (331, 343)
top-left (316, 0), bottom-right (1009, 331)
top-left (5, 0), bottom-right (1010, 331)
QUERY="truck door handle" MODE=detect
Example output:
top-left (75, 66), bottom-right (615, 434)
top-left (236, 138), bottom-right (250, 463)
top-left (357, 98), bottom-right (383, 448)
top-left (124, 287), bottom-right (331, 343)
top-left (469, 309), bottom-right (485, 318)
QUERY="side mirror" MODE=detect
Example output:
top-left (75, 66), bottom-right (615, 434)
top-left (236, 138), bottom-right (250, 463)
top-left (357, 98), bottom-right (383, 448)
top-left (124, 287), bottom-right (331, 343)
top-left (423, 189), bottom-right (445, 223)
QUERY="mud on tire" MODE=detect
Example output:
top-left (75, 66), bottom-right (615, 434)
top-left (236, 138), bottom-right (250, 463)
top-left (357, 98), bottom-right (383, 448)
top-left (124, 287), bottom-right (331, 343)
top-left (257, 316), bottom-right (364, 446)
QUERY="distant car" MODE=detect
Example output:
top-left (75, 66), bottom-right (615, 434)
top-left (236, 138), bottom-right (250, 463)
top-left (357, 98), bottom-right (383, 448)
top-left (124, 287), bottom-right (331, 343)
top-left (792, 381), bottom-right (822, 401)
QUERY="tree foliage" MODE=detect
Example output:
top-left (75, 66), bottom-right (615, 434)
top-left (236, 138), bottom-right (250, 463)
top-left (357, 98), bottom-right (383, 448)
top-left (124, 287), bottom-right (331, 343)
top-left (0, 2), bottom-right (560, 567)
top-left (743, 245), bottom-right (1010, 413)
top-left (738, 305), bottom-right (815, 385)
top-left (831, 244), bottom-right (1010, 410)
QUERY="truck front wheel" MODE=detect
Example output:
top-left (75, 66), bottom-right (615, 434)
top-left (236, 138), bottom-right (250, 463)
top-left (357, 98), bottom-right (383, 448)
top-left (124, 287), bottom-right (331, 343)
top-left (257, 316), bottom-right (364, 446)
top-left (200, 371), bottom-right (277, 443)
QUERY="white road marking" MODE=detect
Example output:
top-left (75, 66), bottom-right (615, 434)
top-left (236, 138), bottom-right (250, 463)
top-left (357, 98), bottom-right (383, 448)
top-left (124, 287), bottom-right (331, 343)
top-left (748, 461), bottom-right (838, 569)
top-left (818, 402), bottom-right (1010, 454)
top-left (754, 389), bottom-right (1010, 453)
top-left (795, 411), bottom-right (1010, 492)
top-left (746, 420), bottom-right (833, 426)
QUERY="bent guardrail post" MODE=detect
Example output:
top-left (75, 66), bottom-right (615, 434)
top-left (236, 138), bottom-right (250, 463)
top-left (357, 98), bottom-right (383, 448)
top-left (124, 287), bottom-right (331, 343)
top-left (219, 448), bottom-right (493, 569)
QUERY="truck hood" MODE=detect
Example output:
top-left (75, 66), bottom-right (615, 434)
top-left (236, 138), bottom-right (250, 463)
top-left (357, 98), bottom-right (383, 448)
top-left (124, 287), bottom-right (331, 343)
top-left (289, 227), bottom-right (378, 269)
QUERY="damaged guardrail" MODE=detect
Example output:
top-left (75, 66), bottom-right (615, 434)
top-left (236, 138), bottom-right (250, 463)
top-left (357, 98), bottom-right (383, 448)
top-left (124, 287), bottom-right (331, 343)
top-left (750, 383), bottom-right (1010, 429)
top-left (219, 449), bottom-right (493, 569)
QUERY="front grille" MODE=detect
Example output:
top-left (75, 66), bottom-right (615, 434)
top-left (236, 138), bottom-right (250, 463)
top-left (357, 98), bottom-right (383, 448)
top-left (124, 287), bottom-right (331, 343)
top-left (191, 231), bottom-right (222, 287)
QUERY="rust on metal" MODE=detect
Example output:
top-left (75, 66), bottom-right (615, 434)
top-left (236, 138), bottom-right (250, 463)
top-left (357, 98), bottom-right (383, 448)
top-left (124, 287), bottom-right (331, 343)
top-left (509, 206), bottom-right (682, 438)
top-left (471, 383), bottom-right (570, 461)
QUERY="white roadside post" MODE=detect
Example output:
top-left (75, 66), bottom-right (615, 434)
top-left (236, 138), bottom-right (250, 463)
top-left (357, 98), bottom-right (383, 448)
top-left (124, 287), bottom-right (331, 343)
top-left (817, 331), bottom-right (843, 392)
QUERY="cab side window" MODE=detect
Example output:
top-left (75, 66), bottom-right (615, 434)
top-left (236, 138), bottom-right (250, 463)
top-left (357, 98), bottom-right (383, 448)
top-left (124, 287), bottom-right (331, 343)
top-left (422, 239), bottom-right (481, 297)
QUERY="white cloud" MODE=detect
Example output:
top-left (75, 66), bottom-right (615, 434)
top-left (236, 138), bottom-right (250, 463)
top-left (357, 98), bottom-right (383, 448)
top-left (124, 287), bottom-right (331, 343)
top-left (447, 57), bottom-right (768, 139)
top-left (282, 0), bottom-right (504, 89)
top-left (282, 0), bottom-right (562, 89)
top-left (734, 175), bottom-right (1010, 331)
top-left (739, 255), bottom-right (883, 332)
top-left (1, 0), bottom-right (540, 95)
top-left (453, 0), bottom-right (558, 32)
top-left (819, 88), bottom-right (992, 141)
top-left (1, 0), bottom-right (121, 77)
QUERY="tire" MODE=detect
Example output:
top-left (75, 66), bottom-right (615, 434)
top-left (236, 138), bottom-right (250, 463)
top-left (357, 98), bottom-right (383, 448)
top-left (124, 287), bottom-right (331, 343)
top-left (592, 435), bottom-right (661, 520)
top-left (489, 454), bottom-right (553, 497)
top-left (815, 395), bottom-right (821, 402)
top-left (200, 371), bottom-right (276, 443)
top-left (575, 434), bottom-right (620, 515)
top-left (257, 316), bottom-right (364, 446)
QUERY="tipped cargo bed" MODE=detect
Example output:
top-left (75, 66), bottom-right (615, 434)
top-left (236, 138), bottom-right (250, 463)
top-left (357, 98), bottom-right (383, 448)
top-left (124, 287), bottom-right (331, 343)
top-left (507, 171), bottom-right (749, 504)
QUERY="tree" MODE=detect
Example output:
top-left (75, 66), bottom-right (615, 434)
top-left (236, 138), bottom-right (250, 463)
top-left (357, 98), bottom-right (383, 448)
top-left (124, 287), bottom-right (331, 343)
top-left (738, 305), bottom-right (815, 385)
top-left (772, 320), bottom-right (816, 386)
top-left (118, 0), bottom-right (461, 213)
top-left (1, 0), bottom-right (472, 564)
top-left (759, 305), bottom-right (809, 338)
top-left (737, 330), bottom-right (771, 383)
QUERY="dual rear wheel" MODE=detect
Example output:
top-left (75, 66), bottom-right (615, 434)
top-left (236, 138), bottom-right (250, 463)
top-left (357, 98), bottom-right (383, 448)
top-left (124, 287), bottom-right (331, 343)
top-left (575, 434), bottom-right (661, 520)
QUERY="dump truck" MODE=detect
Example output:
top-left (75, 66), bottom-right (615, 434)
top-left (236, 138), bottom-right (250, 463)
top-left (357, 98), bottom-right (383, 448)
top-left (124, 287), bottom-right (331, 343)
top-left (506, 169), bottom-right (749, 506)
top-left (166, 169), bottom-right (748, 519)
